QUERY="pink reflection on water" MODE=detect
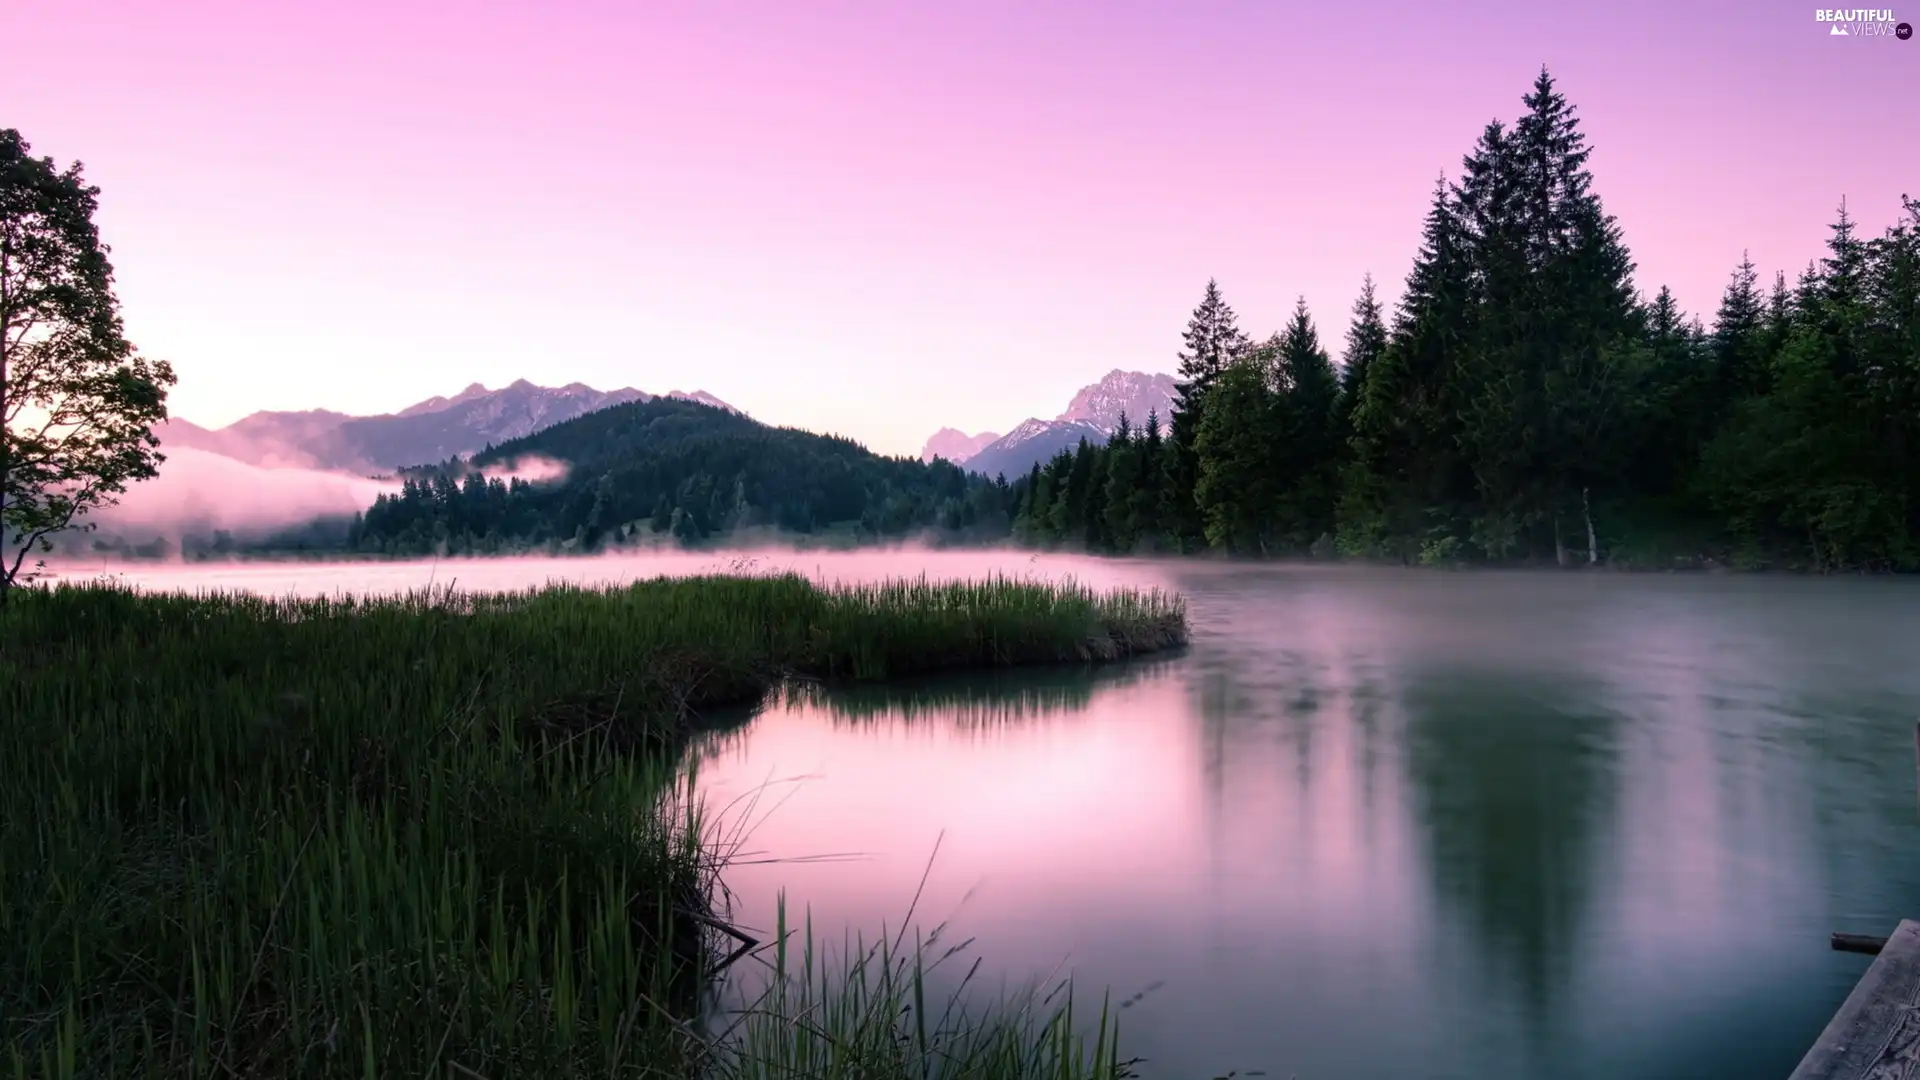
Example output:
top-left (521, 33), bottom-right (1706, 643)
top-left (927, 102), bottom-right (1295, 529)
top-left (693, 674), bottom-right (1212, 946)
top-left (689, 588), bottom-right (1437, 1017)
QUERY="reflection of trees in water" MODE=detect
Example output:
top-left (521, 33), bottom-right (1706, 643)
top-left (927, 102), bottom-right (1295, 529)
top-left (691, 658), bottom-right (1183, 761)
top-left (1185, 643), bottom-right (1396, 882)
top-left (1186, 646), bottom-right (1381, 801)
top-left (1351, 668), bottom-right (1392, 847)
top-left (1398, 667), bottom-right (1622, 1053)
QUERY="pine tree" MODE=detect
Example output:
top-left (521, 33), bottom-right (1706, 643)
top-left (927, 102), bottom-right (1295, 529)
top-left (1712, 252), bottom-right (1766, 403)
top-left (1458, 68), bottom-right (1641, 563)
top-left (1814, 198), bottom-right (1873, 386)
top-left (1274, 297), bottom-right (1342, 547)
top-left (1083, 447), bottom-right (1110, 550)
top-left (1791, 261), bottom-right (1824, 333)
top-left (1166, 279), bottom-right (1253, 550)
top-left (1453, 95), bottom-right (1546, 557)
top-left (1172, 279), bottom-right (1254, 408)
top-left (1336, 274), bottom-right (1388, 439)
top-left (1041, 448), bottom-right (1075, 539)
top-left (1623, 285), bottom-right (1711, 500)
top-left (1761, 270), bottom-right (1792, 351)
top-left (1103, 414), bottom-right (1141, 551)
top-left (1139, 409), bottom-right (1170, 550)
top-left (1064, 439), bottom-right (1096, 538)
top-left (1344, 175), bottom-right (1477, 559)
top-left (1015, 462), bottom-right (1046, 541)
top-left (1194, 359), bottom-right (1279, 553)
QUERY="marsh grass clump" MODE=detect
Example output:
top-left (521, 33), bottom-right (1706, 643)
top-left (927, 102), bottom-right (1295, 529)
top-left (715, 898), bottom-right (1135, 1080)
top-left (0, 573), bottom-right (1182, 1079)
top-left (800, 575), bottom-right (1188, 680)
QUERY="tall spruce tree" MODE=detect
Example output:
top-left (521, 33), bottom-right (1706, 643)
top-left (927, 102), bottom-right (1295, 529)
top-left (1167, 279), bottom-right (1253, 550)
top-left (1067, 438), bottom-right (1099, 544)
top-left (1336, 274), bottom-right (1388, 439)
top-left (1139, 409), bottom-right (1171, 550)
top-left (1452, 113), bottom-right (1546, 558)
top-left (1344, 175), bottom-right (1477, 559)
top-left (1274, 297), bottom-right (1342, 547)
top-left (1016, 462), bottom-right (1045, 541)
top-left (1763, 270), bottom-right (1794, 354)
top-left (1711, 252), bottom-right (1766, 404)
top-left (1457, 68), bottom-right (1640, 563)
top-left (1194, 358), bottom-right (1279, 553)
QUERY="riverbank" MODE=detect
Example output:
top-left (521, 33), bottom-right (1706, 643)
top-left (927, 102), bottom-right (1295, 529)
top-left (0, 574), bottom-right (1183, 1079)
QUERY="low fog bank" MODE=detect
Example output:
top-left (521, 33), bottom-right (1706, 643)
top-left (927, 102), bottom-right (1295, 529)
top-left (39, 544), bottom-right (1173, 598)
top-left (466, 454), bottom-right (568, 485)
top-left (75, 446), bottom-right (400, 545)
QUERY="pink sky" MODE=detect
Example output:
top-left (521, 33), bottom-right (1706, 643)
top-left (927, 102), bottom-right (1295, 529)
top-left (3, 0), bottom-right (1913, 457)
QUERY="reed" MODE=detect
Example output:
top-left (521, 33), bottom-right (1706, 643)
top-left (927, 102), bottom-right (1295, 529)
top-left (0, 574), bottom-right (1182, 1078)
top-left (715, 896), bottom-right (1133, 1080)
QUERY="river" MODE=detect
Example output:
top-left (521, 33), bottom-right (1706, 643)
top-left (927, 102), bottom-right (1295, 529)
top-left (69, 551), bottom-right (1920, 1080)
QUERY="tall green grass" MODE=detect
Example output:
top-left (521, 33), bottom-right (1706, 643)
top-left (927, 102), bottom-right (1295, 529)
top-left (714, 897), bottom-right (1132, 1080)
top-left (0, 573), bottom-right (1183, 1078)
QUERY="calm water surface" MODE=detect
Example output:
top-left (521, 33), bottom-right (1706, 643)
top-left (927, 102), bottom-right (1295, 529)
top-left (87, 552), bottom-right (1920, 1080)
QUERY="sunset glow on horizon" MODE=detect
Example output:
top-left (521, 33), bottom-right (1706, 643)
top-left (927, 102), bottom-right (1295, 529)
top-left (4, 0), bottom-right (1912, 456)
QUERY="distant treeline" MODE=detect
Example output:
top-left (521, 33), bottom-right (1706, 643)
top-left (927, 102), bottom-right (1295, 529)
top-left (1007, 70), bottom-right (1918, 571)
top-left (235, 69), bottom-right (1913, 571)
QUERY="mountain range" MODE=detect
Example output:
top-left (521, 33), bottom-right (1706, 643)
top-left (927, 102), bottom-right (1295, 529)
top-left (158, 381), bottom-right (738, 473)
top-left (156, 367), bottom-right (1171, 484)
top-left (922, 369), bottom-right (1179, 480)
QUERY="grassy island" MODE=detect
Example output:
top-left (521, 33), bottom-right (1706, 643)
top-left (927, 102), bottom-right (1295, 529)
top-left (0, 574), bottom-right (1184, 1079)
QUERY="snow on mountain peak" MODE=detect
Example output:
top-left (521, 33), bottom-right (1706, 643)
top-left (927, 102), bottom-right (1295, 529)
top-left (916, 369), bottom-right (1177, 477)
top-left (1001, 417), bottom-right (1072, 444)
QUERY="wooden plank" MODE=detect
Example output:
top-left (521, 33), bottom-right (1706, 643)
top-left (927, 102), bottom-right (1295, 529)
top-left (1790, 919), bottom-right (1920, 1079)
top-left (1835, 933), bottom-right (1892, 957)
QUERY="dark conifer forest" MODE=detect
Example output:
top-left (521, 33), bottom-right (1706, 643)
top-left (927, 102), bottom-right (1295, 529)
top-left (340, 70), bottom-right (1917, 571)
top-left (342, 397), bottom-right (1015, 555)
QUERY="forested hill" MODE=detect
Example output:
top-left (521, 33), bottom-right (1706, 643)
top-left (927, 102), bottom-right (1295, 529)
top-left (348, 398), bottom-right (1016, 554)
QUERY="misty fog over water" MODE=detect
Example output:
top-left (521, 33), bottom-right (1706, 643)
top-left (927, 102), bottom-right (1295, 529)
top-left (81, 553), bottom-right (1920, 1079)
top-left (48, 548), bottom-right (1166, 597)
